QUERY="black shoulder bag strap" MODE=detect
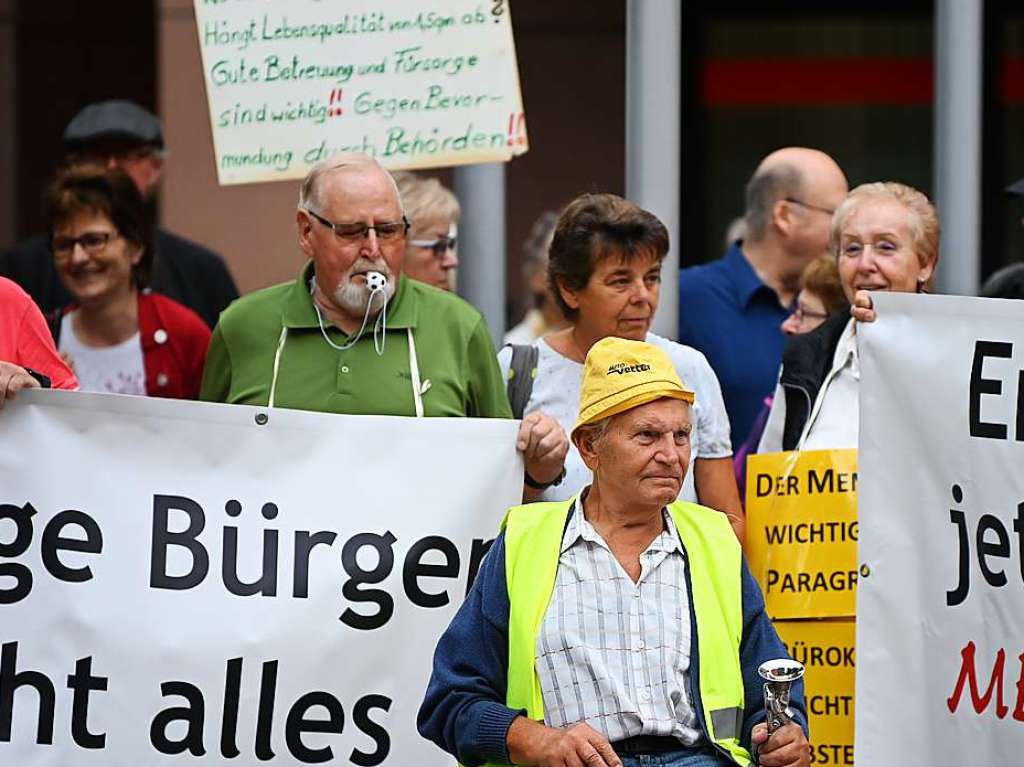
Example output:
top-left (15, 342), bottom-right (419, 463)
top-left (504, 344), bottom-right (539, 419)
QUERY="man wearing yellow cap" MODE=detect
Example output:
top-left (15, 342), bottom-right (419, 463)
top-left (419, 337), bottom-right (809, 767)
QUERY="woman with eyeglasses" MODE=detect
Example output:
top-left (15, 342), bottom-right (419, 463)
top-left (757, 182), bottom-right (939, 454)
top-left (733, 255), bottom-right (848, 497)
top-left (44, 165), bottom-right (210, 398)
top-left (498, 193), bottom-right (745, 542)
top-left (392, 171), bottom-right (460, 291)
top-left (780, 255), bottom-right (848, 337)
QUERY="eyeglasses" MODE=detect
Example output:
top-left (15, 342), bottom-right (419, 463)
top-left (305, 209), bottom-right (410, 242)
top-left (784, 197), bottom-right (835, 216)
top-left (409, 235), bottom-right (457, 257)
top-left (789, 304), bottom-right (829, 323)
top-left (51, 231), bottom-right (119, 259)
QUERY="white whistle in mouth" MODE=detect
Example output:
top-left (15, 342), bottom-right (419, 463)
top-left (366, 271), bottom-right (387, 292)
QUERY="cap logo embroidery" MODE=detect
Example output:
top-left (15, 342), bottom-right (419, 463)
top-left (607, 361), bottom-right (652, 375)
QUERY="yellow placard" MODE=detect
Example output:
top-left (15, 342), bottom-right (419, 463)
top-left (746, 449), bottom-right (858, 619)
top-left (775, 620), bottom-right (855, 767)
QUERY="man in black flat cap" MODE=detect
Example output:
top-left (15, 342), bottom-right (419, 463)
top-left (0, 99), bottom-right (238, 328)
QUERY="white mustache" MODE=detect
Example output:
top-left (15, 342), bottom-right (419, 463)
top-left (349, 258), bottom-right (392, 279)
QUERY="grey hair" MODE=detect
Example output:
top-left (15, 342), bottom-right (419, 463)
top-left (573, 417), bottom-right (612, 450)
top-left (744, 163), bottom-right (803, 242)
top-left (391, 171), bottom-right (459, 228)
top-left (297, 154), bottom-right (403, 214)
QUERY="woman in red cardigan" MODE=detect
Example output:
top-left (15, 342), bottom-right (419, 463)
top-left (45, 165), bottom-right (210, 399)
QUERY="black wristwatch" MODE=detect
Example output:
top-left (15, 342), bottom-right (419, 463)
top-left (524, 466), bottom-right (566, 490)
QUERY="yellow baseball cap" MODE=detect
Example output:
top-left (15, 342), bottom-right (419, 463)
top-left (572, 337), bottom-right (695, 438)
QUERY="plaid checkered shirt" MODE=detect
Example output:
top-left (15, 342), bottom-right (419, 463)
top-left (535, 501), bottom-right (702, 745)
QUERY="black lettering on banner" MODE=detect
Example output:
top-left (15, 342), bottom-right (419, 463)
top-left (220, 657), bottom-right (243, 759)
top-left (340, 532), bottom-right (397, 630)
top-left (969, 341), bottom-right (1012, 439)
top-left (755, 473), bottom-right (798, 497)
top-left (808, 470), bottom-right (831, 494)
top-left (293, 530), bottom-right (338, 598)
top-left (765, 521), bottom-right (858, 545)
top-left (0, 503), bottom-right (35, 604)
top-left (1016, 501), bottom-right (1024, 584)
top-left (350, 695), bottom-right (392, 767)
top-left (947, 485), bottom-right (1024, 606)
top-left (150, 681), bottom-right (207, 755)
top-left (766, 569), bottom-right (858, 593)
top-left (807, 469), bottom-right (857, 495)
top-left (947, 484), bottom-right (970, 606)
top-left (977, 513), bottom-right (1011, 588)
top-left (256, 659), bottom-right (277, 760)
top-left (810, 742), bottom-right (854, 765)
top-left (1019, 369), bottom-right (1024, 441)
top-left (403, 536), bottom-right (460, 608)
top-left (0, 641), bottom-right (55, 744)
top-left (222, 501), bottom-right (279, 596)
top-left (786, 641), bottom-right (855, 668)
top-left (67, 657), bottom-right (107, 748)
top-left (0, 503), bottom-right (103, 604)
top-left (150, 494), bottom-right (209, 590)
top-left (808, 694), bottom-right (854, 717)
top-left (948, 519), bottom-right (970, 605)
top-left (42, 509), bottom-right (103, 583)
top-left (285, 691), bottom-right (345, 764)
top-left (466, 538), bottom-right (493, 593)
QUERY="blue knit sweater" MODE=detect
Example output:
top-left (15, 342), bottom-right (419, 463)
top-left (418, 525), bottom-right (807, 766)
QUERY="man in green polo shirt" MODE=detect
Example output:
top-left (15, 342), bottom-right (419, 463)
top-left (201, 154), bottom-right (568, 495)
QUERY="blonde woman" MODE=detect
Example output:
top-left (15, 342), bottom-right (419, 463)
top-left (758, 182), bottom-right (939, 453)
top-left (392, 171), bottom-right (460, 291)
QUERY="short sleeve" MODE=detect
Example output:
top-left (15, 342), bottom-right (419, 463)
top-left (691, 352), bottom-right (733, 459)
top-left (199, 324), bottom-right (232, 403)
top-left (496, 344), bottom-right (512, 379)
top-left (14, 291), bottom-right (78, 390)
top-left (466, 318), bottom-right (513, 419)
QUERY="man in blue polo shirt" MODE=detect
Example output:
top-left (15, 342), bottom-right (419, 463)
top-left (679, 147), bottom-right (848, 448)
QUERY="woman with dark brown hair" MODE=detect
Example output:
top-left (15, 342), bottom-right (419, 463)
top-left (45, 165), bottom-right (210, 398)
top-left (499, 193), bottom-right (744, 541)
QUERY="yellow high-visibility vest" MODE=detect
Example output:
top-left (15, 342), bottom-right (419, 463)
top-left (491, 497), bottom-right (751, 766)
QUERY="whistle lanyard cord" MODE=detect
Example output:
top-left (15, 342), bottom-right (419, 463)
top-left (315, 288), bottom-right (386, 353)
top-left (268, 326), bottom-right (288, 408)
top-left (408, 327), bottom-right (423, 418)
top-left (268, 309), bottom-right (423, 417)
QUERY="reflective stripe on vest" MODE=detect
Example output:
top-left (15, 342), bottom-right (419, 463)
top-left (498, 497), bottom-right (751, 766)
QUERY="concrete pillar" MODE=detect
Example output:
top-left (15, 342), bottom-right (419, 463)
top-left (934, 0), bottom-right (983, 295)
top-left (454, 163), bottom-right (507, 344)
top-left (626, 0), bottom-right (681, 339)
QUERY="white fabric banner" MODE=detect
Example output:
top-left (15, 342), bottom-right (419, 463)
top-left (0, 390), bottom-right (522, 766)
top-left (193, 0), bottom-right (529, 184)
top-left (857, 292), bottom-right (1024, 764)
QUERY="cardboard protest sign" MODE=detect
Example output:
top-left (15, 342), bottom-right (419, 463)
top-left (775, 620), bottom-right (855, 767)
top-left (193, 0), bottom-right (529, 184)
top-left (857, 293), bottom-right (1024, 765)
top-left (746, 449), bottom-right (860, 620)
top-left (0, 390), bottom-right (521, 765)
